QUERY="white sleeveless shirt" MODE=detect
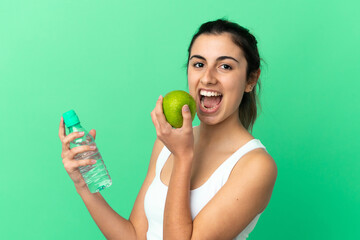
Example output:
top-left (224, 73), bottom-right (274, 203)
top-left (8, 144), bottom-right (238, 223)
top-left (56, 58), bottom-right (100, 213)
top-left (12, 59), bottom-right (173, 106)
top-left (144, 138), bottom-right (267, 240)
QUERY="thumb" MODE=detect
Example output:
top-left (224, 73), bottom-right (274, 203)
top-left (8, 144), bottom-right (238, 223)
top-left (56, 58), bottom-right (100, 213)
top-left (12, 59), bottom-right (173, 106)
top-left (89, 129), bottom-right (96, 140)
top-left (181, 105), bottom-right (193, 129)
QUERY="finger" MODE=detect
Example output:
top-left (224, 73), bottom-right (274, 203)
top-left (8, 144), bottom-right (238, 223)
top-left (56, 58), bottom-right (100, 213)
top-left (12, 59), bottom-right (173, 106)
top-left (62, 131), bottom-right (85, 151)
top-left (59, 116), bottom-right (66, 141)
top-left (181, 104), bottom-right (193, 130)
top-left (64, 158), bottom-right (96, 171)
top-left (74, 159), bottom-right (97, 168)
top-left (151, 110), bottom-right (160, 130)
top-left (155, 95), bottom-right (169, 128)
top-left (68, 145), bottom-right (96, 159)
top-left (89, 129), bottom-right (96, 140)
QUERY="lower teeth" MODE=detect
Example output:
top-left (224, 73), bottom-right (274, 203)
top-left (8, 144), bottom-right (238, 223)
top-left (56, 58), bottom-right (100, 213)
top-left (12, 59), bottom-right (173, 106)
top-left (201, 100), bottom-right (218, 110)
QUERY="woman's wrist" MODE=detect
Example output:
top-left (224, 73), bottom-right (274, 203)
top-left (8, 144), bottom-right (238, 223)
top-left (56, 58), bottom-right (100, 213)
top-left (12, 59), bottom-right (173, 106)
top-left (75, 183), bottom-right (90, 195)
top-left (173, 147), bottom-right (194, 160)
top-left (173, 151), bottom-right (194, 170)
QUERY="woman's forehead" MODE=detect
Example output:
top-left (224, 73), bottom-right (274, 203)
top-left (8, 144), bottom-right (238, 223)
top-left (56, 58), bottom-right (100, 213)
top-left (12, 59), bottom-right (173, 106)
top-left (190, 33), bottom-right (245, 60)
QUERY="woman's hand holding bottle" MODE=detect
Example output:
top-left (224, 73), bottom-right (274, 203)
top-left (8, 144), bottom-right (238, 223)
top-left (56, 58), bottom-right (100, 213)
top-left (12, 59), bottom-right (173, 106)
top-left (59, 116), bottom-right (97, 191)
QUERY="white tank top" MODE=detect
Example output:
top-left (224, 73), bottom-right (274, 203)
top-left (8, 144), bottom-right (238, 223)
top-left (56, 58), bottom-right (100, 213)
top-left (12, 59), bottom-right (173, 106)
top-left (144, 138), bottom-right (267, 240)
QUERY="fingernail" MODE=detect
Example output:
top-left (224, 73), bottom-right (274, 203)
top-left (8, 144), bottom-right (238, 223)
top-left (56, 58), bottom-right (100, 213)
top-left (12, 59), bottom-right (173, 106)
top-left (78, 131), bottom-right (85, 136)
top-left (158, 95), bottom-right (162, 100)
top-left (91, 160), bottom-right (97, 164)
top-left (90, 145), bottom-right (96, 150)
top-left (183, 105), bottom-right (189, 112)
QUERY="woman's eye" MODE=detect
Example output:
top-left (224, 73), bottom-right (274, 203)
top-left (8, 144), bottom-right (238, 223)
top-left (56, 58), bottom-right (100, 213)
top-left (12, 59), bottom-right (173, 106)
top-left (193, 62), bottom-right (204, 68)
top-left (220, 64), bottom-right (232, 70)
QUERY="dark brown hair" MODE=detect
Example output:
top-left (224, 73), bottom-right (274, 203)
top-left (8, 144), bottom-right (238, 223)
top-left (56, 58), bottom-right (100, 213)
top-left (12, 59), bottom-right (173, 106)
top-left (187, 19), bottom-right (263, 133)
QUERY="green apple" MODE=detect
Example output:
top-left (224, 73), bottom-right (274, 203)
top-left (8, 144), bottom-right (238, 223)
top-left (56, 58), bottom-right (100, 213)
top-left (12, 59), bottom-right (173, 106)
top-left (162, 90), bottom-right (196, 128)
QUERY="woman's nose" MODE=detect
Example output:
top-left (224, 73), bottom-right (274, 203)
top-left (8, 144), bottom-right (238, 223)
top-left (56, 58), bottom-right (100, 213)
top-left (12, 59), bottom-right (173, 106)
top-left (200, 68), bottom-right (217, 85)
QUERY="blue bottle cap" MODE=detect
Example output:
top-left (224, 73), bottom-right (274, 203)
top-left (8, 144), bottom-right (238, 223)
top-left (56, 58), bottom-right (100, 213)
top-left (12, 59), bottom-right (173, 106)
top-left (62, 110), bottom-right (80, 127)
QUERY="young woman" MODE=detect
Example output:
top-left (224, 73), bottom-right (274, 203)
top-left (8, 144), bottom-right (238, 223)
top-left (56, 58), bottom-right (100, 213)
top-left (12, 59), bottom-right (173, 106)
top-left (59, 19), bottom-right (277, 240)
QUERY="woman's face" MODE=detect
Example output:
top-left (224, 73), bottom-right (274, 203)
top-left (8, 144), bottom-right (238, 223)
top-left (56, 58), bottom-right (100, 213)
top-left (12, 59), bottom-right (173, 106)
top-left (187, 33), bottom-right (253, 126)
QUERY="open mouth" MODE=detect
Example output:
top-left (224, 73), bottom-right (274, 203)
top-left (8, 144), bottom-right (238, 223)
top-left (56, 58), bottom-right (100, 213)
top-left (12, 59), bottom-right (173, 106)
top-left (199, 89), bottom-right (223, 111)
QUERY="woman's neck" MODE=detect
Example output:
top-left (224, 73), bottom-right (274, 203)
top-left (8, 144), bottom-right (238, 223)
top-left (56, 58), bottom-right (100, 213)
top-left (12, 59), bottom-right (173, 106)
top-left (195, 113), bottom-right (252, 150)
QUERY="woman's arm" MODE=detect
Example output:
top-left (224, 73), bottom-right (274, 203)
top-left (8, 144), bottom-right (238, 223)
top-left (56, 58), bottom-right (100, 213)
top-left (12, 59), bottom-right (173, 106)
top-left (59, 116), bottom-right (163, 240)
top-left (76, 187), bottom-right (137, 240)
top-left (151, 96), bottom-right (195, 239)
top-left (75, 137), bottom-right (163, 240)
top-left (77, 140), bottom-right (164, 240)
top-left (163, 153), bottom-right (194, 240)
top-left (150, 97), bottom-right (277, 240)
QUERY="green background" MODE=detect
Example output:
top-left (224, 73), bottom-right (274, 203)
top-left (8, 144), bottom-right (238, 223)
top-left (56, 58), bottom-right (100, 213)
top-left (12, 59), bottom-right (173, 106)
top-left (1, 0), bottom-right (359, 239)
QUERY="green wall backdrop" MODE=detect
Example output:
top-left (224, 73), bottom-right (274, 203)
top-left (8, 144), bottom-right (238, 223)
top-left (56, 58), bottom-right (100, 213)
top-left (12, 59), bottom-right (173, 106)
top-left (1, 0), bottom-right (359, 239)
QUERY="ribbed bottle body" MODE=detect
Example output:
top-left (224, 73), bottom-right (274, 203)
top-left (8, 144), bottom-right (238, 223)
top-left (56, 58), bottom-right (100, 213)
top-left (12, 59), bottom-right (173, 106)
top-left (69, 124), bottom-right (112, 193)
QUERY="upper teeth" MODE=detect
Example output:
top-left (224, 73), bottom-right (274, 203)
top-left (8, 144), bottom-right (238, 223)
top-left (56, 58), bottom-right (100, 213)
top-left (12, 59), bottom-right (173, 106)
top-left (200, 90), bottom-right (222, 97)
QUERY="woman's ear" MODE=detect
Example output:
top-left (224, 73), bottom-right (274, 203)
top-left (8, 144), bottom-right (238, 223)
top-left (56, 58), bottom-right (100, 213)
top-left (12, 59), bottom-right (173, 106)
top-left (251, 68), bottom-right (261, 84)
top-left (245, 68), bottom-right (261, 92)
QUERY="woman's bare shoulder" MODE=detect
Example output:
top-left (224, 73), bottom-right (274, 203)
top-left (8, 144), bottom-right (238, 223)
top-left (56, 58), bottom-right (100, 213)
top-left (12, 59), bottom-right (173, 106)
top-left (224, 147), bottom-right (277, 213)
top-left (230, 147), bottom-right (277, 197)
top-left (234, 146), bottom-right (276, 173)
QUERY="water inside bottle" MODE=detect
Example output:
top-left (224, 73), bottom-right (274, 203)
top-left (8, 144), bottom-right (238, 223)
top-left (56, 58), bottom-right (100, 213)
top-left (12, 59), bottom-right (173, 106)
top-left (71, 133), bottom-right (112, 193)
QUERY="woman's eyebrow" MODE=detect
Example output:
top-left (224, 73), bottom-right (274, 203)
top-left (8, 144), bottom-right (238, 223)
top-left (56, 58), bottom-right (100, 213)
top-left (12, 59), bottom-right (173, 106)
top-left (189, 55), bottom-right (239, 63)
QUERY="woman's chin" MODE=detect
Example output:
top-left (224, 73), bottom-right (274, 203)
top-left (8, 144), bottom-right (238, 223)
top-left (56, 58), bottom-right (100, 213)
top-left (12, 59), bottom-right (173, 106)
top-left (197, 113), bottom-right (221, 126)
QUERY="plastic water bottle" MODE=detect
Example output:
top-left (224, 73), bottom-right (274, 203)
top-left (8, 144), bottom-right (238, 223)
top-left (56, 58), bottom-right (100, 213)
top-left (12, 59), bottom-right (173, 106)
top-left (62, 110), bottom-right (112, 193)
